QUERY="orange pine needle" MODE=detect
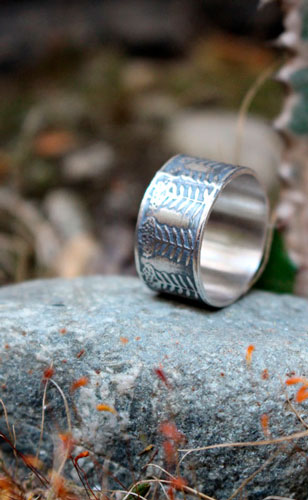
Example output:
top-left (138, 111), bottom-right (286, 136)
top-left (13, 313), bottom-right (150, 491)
top-left (23, 455), bottom-right (43, 469)
top-left (120, 337), bottom-right (129, 344)
top-left (139, 444), bottom-right (155, 456)
top-left (260, 414), bottom-right (269, 436)
top-left (170, 477), bottom-right (188, 491)
top-left (296, 386), bottom-right (308, 403)
top-left (159, 421), bottom-right (184, 443)
top-left (59, 432), bottom-right (75, 455)
top-left (96, 403), bottom-right (117, 414)
top-left (168, 486), bottom-right (175, 500)
top-left (51, 473), bottom-right (77, 500)
top-left (53, 475), bottom-right (66, 496)
top-left (245, 345), bottom-right (255, 365)
top-left (163, 440), bottom-right (176, 464)
top-left (285, 376), bottom-right (308, 386)
top-left (0, 476), bottom-right (12, 490)
top-left (43, 365), bottom-right (54, 382)
top-left (154, 366), bottom-right (171, 389)
top-left (74, 451), bottom-right (89, 464)
top-left (70, 376), bottom-right (89, 392)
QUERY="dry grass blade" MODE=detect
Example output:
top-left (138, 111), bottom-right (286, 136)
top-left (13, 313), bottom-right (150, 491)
top-left (234, 61), bottom-right (279, 165)
top-left (154, 478), bottom-right (169, 500)
top-left (280, 375), bottom-right (308, 430)
top-left (100, 456), bottom-right (111, 498)
top-left (114, 490), bottom-right (149, 500)
top-left (0, 188), bottom-right (61, 269)
top-left (179, 428), bottom-right (308, 462)
top-left (262, 497), bottom-right (295, 500)
top-left (0, 431), bottom-right (49, 487)
top-left (123, 479), bottom-right (217, 500)
top-left (179, 483), bottom-right (216, 500)
top-left (46, 378), bottom-right (73, 500)
top-left (143, 463), bottom-right (175, 479)
top-left (285, 393), bottom-right (308, 430)
top-left (150, 479), bottom-right (159, 500)
top-left (70, 456), bottom-right (96, 500)
top-left (227, 450), bottom-right (280, 500)
top-left (36, 380), bottom-right (49, 461)
top-left (0, 398), bottom-right (14, 447)
top-left (48, 379), bottom-right (72, 436)
top-left (12, 425), bottom-right (16, 450)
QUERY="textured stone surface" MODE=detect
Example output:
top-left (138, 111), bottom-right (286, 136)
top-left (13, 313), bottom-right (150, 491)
top-left (0, 276), bottom-right (308, 498)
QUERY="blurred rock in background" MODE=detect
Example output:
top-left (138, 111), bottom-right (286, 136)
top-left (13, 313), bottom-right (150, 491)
top-left (0, 0), bottom-right (291, 289)
top-left (165, 110), bottom-right (282, 205)
top-left (0, 0), bottom-right (283, 70)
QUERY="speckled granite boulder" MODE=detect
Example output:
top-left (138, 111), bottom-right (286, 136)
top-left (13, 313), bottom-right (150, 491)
top-left (0, 276), bottom-right (308, 499)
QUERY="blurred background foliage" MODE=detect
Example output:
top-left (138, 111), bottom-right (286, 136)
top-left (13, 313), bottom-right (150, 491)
top-left (0, 0), bottom-right (303, 295)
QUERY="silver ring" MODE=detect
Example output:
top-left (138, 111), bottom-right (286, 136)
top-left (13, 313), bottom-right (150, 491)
top-left (135, 155), bottom-right (270, 307)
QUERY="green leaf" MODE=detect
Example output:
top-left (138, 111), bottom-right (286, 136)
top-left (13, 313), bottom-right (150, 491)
top-left (289, 94), bottom-right (308, 135)
top-left (255, 229), bottom-right (298, 294)
top-left (286, 67), bottom-right (308, 135)
top-left (289, 67), bottom-right (308, 94)
top-left (300, 0), bottom-right (308, 40)
top-left (127, 482), bottom-right (151, 500)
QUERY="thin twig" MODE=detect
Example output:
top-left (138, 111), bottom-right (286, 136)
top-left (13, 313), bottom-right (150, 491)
top-left (114, 490), bottom-right (149, 500)
top-left (234, 61), bottom-right (279, 165)
top-left (227, 450), bottom-right (280, 500)
top-left (280, 374), bottom-right (308, 430)
top-left (0, 431), bottom-right (49, 487)
top-left (36, 379), bottom-right (49, 460)
top-left (0, 398), bottom-right (14, 445)
top-left (46, 378), bottom-right (72, 500)
top-left (262, 497), bottom-right (295, 500)
top-left (155, 478), bottom-right (169, 500)
top-left (179, 428), bottom-right (308, 462)
top-left (122, 478), bottom-right (216, 500)
top-left (70, 457), bottom-right (95, 500)
top-left (143, 463), bottom-right (175, 479)
top-left (48, 378), bottom-right (72, 436)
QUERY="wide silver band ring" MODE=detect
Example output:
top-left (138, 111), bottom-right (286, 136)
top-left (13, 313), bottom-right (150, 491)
top-left (135, 155), bottom-right (270, 308)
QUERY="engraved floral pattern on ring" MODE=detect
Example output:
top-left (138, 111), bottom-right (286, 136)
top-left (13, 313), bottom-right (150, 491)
top-left (141, 262), bottom-right (156, 284)
top-left (140, 217), bottom-right (156, 257)
top-left (136, 154), bottom-right (269, 307)
top-left (149, 181), bottom-right (169, 210)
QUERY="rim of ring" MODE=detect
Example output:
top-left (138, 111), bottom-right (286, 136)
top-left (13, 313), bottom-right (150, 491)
top-left (194, 167), bottom-right (270, 308)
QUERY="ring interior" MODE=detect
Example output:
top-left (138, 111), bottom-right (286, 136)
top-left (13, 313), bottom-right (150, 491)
top-left (199, 173), bottom-right (268, 307)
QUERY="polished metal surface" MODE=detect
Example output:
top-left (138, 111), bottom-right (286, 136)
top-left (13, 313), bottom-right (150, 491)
top-left (135, 155), bottom-right (270, 307)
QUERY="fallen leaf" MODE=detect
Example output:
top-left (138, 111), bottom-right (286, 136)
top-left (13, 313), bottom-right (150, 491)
top-left (71, 376), bottom-right (89, 392)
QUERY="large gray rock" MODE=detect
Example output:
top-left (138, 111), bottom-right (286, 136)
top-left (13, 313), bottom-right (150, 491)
top-left (0, 276), bottom-right (308, 498)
